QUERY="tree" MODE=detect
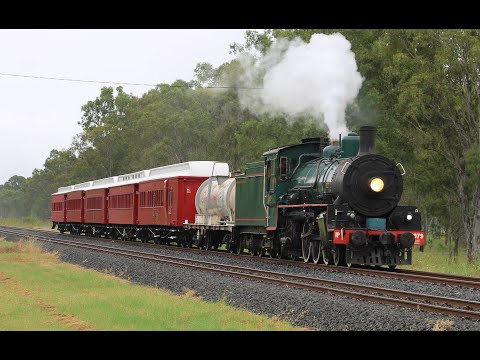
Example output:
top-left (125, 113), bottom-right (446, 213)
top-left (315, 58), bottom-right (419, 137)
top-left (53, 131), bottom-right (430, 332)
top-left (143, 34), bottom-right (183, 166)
top-left (78, 86), bottom-right (134, 177)
top-left (372, 29), bottom-right (480, 261)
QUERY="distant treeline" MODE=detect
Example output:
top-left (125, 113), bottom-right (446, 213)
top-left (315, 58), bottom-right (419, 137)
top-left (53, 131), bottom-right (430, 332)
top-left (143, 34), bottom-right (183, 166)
top-left (1, 29), bottom-right (480, 261)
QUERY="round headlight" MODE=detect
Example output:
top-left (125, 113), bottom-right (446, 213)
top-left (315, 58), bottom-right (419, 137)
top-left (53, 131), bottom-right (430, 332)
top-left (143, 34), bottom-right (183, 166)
top-left (369, 178), bottom-right (384, 192)
top-left (406, 214), bottom-right (413, 221)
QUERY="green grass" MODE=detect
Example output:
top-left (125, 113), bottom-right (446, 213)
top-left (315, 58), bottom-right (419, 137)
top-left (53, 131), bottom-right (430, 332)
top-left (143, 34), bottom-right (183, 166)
top-left (0, 217), bottom-right (52, 230)
top-left (0, 239), bottom-right (303, 331)
top-left (399, 239), bottom-right (480, 277)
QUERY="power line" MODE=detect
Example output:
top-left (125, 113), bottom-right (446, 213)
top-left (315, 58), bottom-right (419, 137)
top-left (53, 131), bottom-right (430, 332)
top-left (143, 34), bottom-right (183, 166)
top-left (0, 72), bottom-right (263, 90)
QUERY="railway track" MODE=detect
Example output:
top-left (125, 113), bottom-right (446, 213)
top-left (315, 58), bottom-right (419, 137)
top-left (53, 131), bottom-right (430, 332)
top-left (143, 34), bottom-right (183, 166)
top-left (1, 226), bottom-right (480, 321)
top-left (2, 225), bottom-right (480, 290)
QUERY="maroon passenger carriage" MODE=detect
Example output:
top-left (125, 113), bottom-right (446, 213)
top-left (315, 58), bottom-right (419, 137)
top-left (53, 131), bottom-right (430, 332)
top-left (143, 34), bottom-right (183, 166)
top-left (51, 161), bottom-right (230, 243)
top-left (51, 193), bottom-right (66, 225)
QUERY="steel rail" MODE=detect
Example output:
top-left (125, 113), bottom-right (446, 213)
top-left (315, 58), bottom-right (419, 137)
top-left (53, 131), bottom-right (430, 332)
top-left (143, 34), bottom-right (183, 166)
top-left (2, 225), bottom-right (480, 288)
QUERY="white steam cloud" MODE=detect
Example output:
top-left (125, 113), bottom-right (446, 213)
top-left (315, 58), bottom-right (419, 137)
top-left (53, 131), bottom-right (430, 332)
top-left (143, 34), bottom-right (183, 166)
top-left (238, 33), bottom-right (364, 138)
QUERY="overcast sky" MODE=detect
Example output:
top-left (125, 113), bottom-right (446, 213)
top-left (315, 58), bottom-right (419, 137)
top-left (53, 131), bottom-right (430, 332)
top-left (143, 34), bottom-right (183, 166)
top-left (0, 29), bottom-right (249, 184)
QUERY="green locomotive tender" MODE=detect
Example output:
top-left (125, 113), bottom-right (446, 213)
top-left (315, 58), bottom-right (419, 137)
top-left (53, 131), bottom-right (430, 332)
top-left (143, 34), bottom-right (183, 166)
top-left (208, 126), bottom-right (424, 268)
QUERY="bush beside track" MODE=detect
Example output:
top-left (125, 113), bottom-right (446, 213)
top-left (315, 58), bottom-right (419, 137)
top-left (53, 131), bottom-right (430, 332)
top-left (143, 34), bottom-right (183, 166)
top-left (403, 241), bottom-right (480, 277)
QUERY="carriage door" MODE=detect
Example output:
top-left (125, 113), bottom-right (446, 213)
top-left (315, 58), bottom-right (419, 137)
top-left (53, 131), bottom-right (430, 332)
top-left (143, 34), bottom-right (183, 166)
top-left (153, 190), bottom-right (159, 224)
top-left (166, 180), bottom-right (176, 225)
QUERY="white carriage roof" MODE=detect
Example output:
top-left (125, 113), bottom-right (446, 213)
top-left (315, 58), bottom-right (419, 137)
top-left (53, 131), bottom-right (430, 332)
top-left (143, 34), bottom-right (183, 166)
top-left (52, 161), bottom-right (230, 195)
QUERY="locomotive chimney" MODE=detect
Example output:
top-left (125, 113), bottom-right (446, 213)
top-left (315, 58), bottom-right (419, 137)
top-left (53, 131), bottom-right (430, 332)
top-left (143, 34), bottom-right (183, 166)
top-left (358, 125), bottom-right (376, 155)
top-left (318, 137), bottom-right (330, 152)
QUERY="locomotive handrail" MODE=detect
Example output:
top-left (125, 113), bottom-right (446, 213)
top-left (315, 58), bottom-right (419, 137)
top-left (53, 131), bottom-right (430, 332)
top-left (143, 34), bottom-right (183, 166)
top-left (288, 153), bottom-right (321, 180)
top-left (396, 162), bottom-right (406, 176)
top-left (205, 162), bottom-right (219, 214)
top-left (341, 159), bottom-right (353, 175)
top-left (263, 160), bottom-right (268, 227)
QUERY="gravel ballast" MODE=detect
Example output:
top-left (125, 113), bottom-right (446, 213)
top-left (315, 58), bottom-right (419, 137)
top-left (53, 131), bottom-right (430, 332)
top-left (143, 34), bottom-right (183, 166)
top-left (18, 230), bottom-right (480, 302)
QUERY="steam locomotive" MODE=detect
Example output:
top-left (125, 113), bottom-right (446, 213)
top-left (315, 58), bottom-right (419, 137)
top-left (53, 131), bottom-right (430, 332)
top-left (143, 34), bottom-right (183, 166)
top-left (52, 126), bottom-right (424, 268)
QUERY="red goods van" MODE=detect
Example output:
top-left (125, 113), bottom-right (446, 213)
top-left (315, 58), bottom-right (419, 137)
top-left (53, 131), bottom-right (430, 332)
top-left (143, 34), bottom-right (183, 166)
top-left (51, 193), bottom-right (66, 223)
top-left (138, 176), bottom-right (207, 227)
top-left (66, 190), bottom-right (85, 223)
top-left (108, 184), bottom-right (138, 225)
top-left (85, 188), bottom-right (108, 224)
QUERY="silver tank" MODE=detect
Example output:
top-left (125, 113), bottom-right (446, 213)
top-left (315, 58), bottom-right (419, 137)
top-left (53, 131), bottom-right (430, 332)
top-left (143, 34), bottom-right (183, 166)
top-left (195, 177), bottom-right (236, 221)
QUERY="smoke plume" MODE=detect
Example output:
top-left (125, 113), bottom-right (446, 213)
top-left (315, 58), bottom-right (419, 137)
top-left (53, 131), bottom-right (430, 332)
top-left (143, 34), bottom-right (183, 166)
top-left (237, 33), bottom-right (364, 138)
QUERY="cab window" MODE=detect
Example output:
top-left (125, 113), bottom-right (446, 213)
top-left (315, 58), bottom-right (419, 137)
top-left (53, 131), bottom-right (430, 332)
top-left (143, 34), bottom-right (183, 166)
top-left (279, 157), bottom-right (288, 181)
top-left (266, 160), bottom-right (272, 192)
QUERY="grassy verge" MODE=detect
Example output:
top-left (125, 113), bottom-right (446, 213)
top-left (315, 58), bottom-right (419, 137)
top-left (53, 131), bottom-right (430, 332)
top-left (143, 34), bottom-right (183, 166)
top-left (0, 239), bottom-right (302, 330)
top-left (0, 217), bottom-right (52, 230)
top-left (399, 240), bottom-right (480, 277)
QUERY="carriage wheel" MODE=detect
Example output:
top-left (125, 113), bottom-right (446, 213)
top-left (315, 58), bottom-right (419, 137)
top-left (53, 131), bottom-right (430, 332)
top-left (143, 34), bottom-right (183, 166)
top-left (236, 240), bottom-right (243, 255)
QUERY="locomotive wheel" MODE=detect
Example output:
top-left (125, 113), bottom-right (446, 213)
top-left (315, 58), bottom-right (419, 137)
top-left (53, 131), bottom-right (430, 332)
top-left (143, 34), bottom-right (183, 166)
top-left (302, 237), bottom-right (311, 263)
top-left (333, 245), bottom-right (346, 266)
top-left (311, 241), bottom-right (321, 264)
top-left (258, 248), bottom-right (265, 257)
top-left (345, 248), bottom-right (353, 268)
top-left (322, 247), bottom-right (333, 265)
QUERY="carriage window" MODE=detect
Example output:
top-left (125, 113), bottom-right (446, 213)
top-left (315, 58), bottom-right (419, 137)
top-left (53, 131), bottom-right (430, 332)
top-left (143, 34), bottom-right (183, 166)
top-left (279, 157), bottom-right (288, 181)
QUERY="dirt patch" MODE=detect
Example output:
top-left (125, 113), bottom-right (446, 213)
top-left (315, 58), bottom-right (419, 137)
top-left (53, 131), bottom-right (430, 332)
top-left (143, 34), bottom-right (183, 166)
top-left (0, 271), bottom-right (95, 331)
top-left (0, 239), bottom-right (43, 254)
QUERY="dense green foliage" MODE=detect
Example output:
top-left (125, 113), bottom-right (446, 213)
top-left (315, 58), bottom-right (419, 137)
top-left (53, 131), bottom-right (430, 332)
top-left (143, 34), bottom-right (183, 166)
top-left (2, 29), bottom-right (480, 261)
